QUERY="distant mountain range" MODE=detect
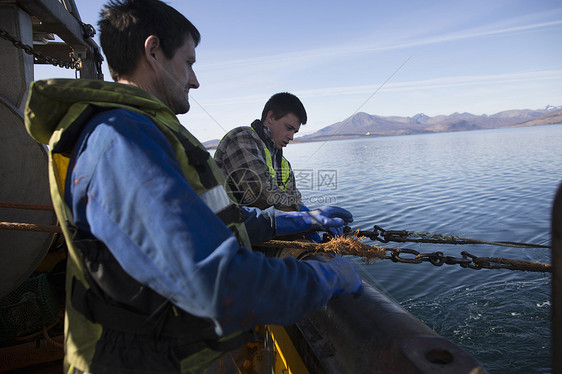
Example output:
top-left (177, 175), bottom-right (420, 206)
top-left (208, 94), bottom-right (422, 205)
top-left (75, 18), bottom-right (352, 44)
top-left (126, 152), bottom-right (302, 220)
top-left (295, 105), bottom-right (562, 142)
top-left (202, 105), bottom-right (562, 148)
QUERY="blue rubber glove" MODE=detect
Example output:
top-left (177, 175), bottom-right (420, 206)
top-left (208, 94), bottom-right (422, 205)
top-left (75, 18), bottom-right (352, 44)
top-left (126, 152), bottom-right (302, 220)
top-left (300, 204), bottom-right (322, 243)
top-left (303, 256), bottom-right (363, 297)
top-left (275, 206), bottom-right (353, 236)
top-left (309, 206), bottom-right (353, 237)
top-left (305, 231), bottom-right (323, 243)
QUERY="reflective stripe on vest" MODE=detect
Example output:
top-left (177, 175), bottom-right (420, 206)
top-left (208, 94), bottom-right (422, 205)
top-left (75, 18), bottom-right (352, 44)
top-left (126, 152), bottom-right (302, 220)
top-left (200, 185), bottom-right (230, 214)
top-left (250, 127), bottom-right (291, 191)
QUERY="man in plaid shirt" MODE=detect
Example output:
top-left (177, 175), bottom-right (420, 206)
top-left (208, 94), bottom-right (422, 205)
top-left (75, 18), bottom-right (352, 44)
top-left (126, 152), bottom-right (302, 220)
top-left (214, 92), bottom-right (306, 212)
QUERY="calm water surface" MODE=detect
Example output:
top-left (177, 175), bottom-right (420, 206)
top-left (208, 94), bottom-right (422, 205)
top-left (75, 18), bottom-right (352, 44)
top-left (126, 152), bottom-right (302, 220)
top-left (285, 124), bottom-right (562, 374)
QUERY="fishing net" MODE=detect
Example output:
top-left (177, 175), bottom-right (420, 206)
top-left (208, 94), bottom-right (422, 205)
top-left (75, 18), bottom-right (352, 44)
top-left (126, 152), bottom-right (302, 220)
top-left (0, 272), bottom-right (60, 340)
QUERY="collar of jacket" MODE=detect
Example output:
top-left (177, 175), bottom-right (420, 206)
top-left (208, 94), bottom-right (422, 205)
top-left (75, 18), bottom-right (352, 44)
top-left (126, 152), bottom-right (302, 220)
top-left (25, 78), bottom-right (176, 145)
top-left (250, 119), bottom-right (283, 167)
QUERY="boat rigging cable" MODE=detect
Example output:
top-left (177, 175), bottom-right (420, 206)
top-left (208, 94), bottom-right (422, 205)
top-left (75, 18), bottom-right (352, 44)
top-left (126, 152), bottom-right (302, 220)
top-left (256, 228), bottom-right (552, 273)
top-left (307, 54), bottom-right (415, 159)
top-left (354, 225), bottom-right (551, 249)
top-left (1, 201), bottom-right (551, 272)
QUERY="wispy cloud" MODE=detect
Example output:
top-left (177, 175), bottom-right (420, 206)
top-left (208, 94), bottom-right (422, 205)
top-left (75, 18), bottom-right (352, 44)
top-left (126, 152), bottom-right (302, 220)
top-left (196, 69), bottom-right (562, 105)
top-left (365, 20), bottom-right (562, 53)
top-left (318, 69), bottom-right (562, 95)
top-left (198, 19), bottom-right (562, 75)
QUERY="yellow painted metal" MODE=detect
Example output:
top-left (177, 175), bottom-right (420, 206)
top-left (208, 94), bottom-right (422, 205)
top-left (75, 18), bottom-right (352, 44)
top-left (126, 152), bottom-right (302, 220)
top-left (267, 325), bottom-right (309, 374)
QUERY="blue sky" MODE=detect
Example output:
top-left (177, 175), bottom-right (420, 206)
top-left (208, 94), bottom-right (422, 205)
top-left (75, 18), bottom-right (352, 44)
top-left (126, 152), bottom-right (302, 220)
top-left (35, 0), bottom-right (562, 142)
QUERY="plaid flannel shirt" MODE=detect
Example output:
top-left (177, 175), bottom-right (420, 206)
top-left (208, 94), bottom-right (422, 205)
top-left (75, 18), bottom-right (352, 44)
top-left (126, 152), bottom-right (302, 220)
top-left (214, 120), bottom-right (302, 211)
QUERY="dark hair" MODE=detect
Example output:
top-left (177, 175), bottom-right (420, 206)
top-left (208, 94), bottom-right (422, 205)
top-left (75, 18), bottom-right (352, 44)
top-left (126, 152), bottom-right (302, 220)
top-left (261, 92), bottom-right (307, 125)
top-left (98, 0), bottom-right (200, 80)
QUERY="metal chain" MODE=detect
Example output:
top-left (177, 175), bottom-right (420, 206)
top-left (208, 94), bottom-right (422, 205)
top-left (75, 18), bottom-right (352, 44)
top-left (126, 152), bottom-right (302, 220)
top-left (385, 247), bottom-right (551, 272)
top-left (348, 225), bottom-right (551, 249)
top-left (257, 238), bottom-right (552, 273)
top-left (0, 27), bottom-right (79, 69)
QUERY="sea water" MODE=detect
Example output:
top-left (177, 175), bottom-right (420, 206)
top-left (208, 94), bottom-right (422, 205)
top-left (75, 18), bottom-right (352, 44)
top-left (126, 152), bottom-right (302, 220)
top-left (284, 124), bottom-right (561, 373)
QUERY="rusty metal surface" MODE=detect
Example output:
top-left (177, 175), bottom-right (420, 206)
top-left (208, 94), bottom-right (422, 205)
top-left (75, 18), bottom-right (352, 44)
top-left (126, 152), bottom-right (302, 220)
top-left (294, 282), bottom-right (489, 373)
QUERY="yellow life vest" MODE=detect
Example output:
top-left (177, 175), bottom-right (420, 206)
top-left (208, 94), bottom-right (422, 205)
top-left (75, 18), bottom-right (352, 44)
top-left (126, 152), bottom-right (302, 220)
top-left (249, 127), bottom-right (291, 191)
top-left (25, 79), bottom-right (252, 374)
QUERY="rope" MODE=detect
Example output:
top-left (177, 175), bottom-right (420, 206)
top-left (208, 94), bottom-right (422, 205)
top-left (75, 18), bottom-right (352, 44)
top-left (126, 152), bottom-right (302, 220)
top-left (0, 202), bottom-right (59, 233)
top-left (257, 235), bottom-right (551, 272)
top-left (43, 326), bottom-right (64, 349)
top-left (410, 231), bottom-right (551, 249)
top-left (352, 225), bottom-right (551, 249)
top-left (13, 319), bottom-right (64, 348)
top-left (260, 237), bottom-right (387, 263)
top-left (0, 201), bottom-right (54, 211)
top-left (0, 202), bottom-right (549, 271)
top-left (461, 251), bottom-right (551, 272)
top-left (0, 222), bottom-right (61, 233)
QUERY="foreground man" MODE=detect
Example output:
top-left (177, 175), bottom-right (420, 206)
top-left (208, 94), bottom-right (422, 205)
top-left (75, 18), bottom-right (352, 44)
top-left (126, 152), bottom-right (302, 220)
top-left (24, 0), bottom-right (362, 373)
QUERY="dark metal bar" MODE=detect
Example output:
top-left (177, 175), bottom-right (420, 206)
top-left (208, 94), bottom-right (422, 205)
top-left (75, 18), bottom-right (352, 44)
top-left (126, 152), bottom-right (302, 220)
top-left (552, 182), bottom-right (562, 373)
top-left (12, 0), bottom-right (103, 79)
top-left (32, 42), bottom-right (74, 64)
top-left (60, 0), bottom-right (81, 21)
top-left (16, 0), bottom-right (87, 47)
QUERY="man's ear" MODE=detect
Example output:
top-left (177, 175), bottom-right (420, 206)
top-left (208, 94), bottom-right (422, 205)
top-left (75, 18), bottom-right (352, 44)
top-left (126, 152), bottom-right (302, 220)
top-left (264, 110), bottom-right (275, 126)
top-left (144, 35), bottom-right (162, 70)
